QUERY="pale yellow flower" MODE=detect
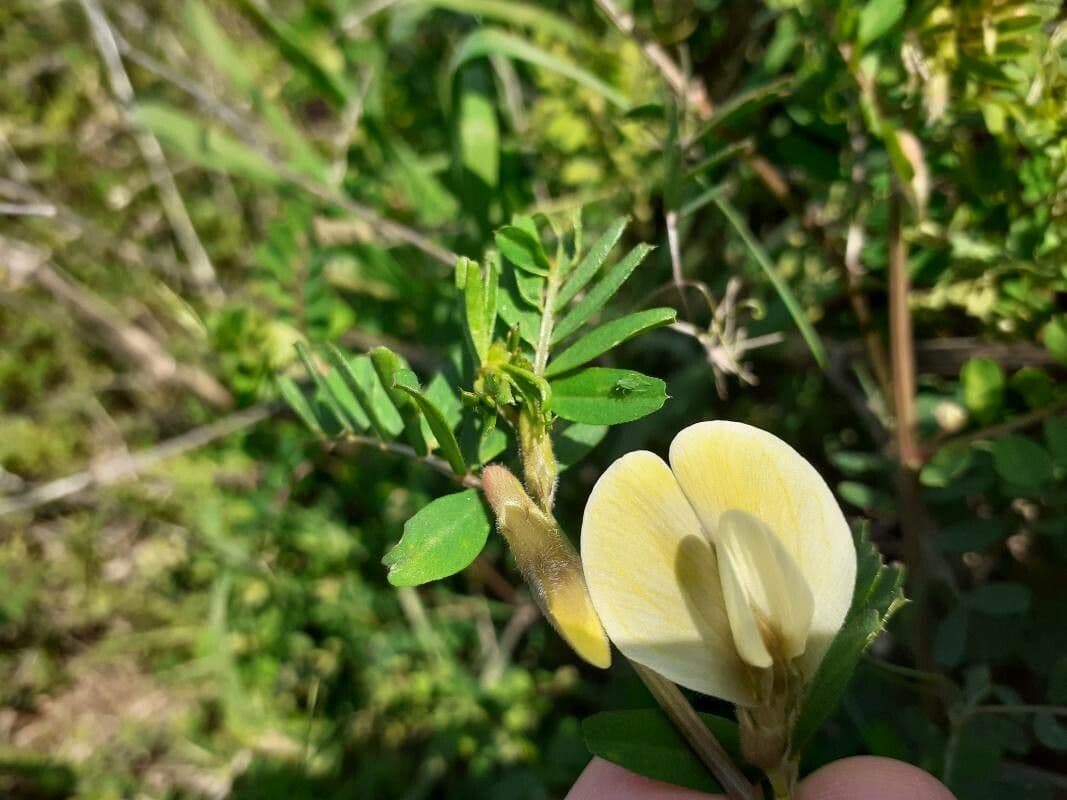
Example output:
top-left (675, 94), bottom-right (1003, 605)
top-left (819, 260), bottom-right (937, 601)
top-left (580, 421), bottom-right (855, 709)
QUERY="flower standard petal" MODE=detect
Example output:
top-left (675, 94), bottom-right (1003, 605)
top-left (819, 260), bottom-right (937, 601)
top-left (715, 510), bottom-right (815, 670)
top-left (581, 450), bottom-right (755, 705)
top-left (668, 421), bottom-right (856, 677)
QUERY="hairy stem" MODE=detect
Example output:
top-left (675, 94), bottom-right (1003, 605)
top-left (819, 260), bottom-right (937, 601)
top-left (534, 254), bottom-right (563, 376)
top-left (632, 663), bottom-right (760, 800)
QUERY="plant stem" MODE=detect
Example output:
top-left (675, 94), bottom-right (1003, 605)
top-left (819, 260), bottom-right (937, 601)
top-left (631, 662), bottom-right (760, 800)
top-left (887, 190), bottom-right (938, 712)
top-left (767, 760), bottom-right (798, 799)
top-left (79, 0), bottom-right (223, 305)
top-left (534, 254), bottom-right (563, 376)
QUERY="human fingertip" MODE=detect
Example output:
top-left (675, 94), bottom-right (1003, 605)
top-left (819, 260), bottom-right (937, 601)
top-left (565, 758), bottom-right (725, 800)
top-left (797, 755), bottom-right (956, 800)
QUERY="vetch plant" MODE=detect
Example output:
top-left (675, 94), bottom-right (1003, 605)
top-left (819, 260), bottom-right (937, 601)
top-left (277, 211), bottom-right (671, 649)
top-left (277, 213), bottom-right (904, 800)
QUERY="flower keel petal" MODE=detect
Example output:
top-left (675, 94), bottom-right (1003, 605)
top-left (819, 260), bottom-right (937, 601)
top-left (715, 510), bottom-right (814, 670)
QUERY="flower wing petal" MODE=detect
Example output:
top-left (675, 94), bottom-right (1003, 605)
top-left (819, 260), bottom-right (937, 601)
top-left (581, 450), bottom-right (755, 705)
top-left (669, 422), bottom-right (855, 676)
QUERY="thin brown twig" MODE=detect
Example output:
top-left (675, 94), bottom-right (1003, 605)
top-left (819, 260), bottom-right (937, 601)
top-left (888, 189), bottom-right (937, 705)
top-left (930, 398), bottom-right (1067, 459)
top-left (0, 405), bottom-right (273, 517)
top-left (889, 194), bottom-right (920, 471)
top-left (479, 601), bottom-right (540, 686)
top-left (0, 234), bottom-right (233, 409)
top-left (333, 435), bottom-right (482, 489)
top-left (78, 0), bottom-right (224, 304)
top-left (665, 208), bottom-right (691, 317)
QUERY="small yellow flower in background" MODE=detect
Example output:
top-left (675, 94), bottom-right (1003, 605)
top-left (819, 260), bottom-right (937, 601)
top-left (581, 421), bottom-right (856, 773)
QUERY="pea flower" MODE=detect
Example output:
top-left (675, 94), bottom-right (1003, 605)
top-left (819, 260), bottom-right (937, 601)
top-left (581, 421), bottom-right (856, 773)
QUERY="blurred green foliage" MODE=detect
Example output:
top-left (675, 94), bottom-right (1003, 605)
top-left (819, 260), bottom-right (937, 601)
top-left (1, 0), bottom-right (1066, 798)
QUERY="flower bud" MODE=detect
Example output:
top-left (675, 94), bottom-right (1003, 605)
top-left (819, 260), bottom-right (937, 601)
top-left (518, 410), bottom-right (557, 511)
top-left (482, 465), bottom-right (611, 668)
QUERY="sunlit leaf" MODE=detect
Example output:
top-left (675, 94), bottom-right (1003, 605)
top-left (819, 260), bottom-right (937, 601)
top-left (556, 217), bottom-right (628, 310)
top-left (961, 358), bottom-right (1005, 424)
top-left (383, 490), bottom-right (490, 585)
top-left (277, 375), bottom-right (321, 434)
top-left (134, 103), bottom-right (281, 184)
top-left (549, 368), bottom-right (666, 424)
top-left (393, 370), bottom-right (468, 475)
top-left (552, 244), bottom-right (654, 343)
top-left (857, 0), bottom-right (906, 48)
top-left (546, 307), bottom-right (676, 377)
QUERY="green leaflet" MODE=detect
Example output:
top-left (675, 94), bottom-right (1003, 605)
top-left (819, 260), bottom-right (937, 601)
top-left (549, 368), bottom-right (667, 425)
top-left (991, 435), bottom-right (1053, 488)
top-left (276, 375), bottom-right (321, 434)
top-left (294, 342), bottom-right (351, 432)
top-left (496, 266), bottom-right (542, 346)
top-left (552, 243), bottom-right (654, 343)
top-left (555, 217), bottom-right (628, 310)
top-left (323, 365), bottom-right (371, 432)
top-left (134, 103), bottom-right (281, 184)
top-left (371, 347), bottom-right (430, 454)
top-left (382, 490), bottom-right (490, 586)
top-left (495, 225), bottom-right (550, 276)
top-left (792, 528), bottom-right (905, 751)
top-left (393, 370), bottom-right (468, 476)
top-left (323, 346), bottom-right (404, 440)
top-left (458, 256), bottom-right (500, 364)
top-left (546, 307), bottom-right (676, 377)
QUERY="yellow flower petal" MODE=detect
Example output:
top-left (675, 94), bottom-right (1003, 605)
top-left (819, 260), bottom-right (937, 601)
top-left (581, 451), bottom-right (755, 705)
top-left (669, 422), bottom-right (855, 677)
top-left (715, 510), bottom-right (814, 670)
